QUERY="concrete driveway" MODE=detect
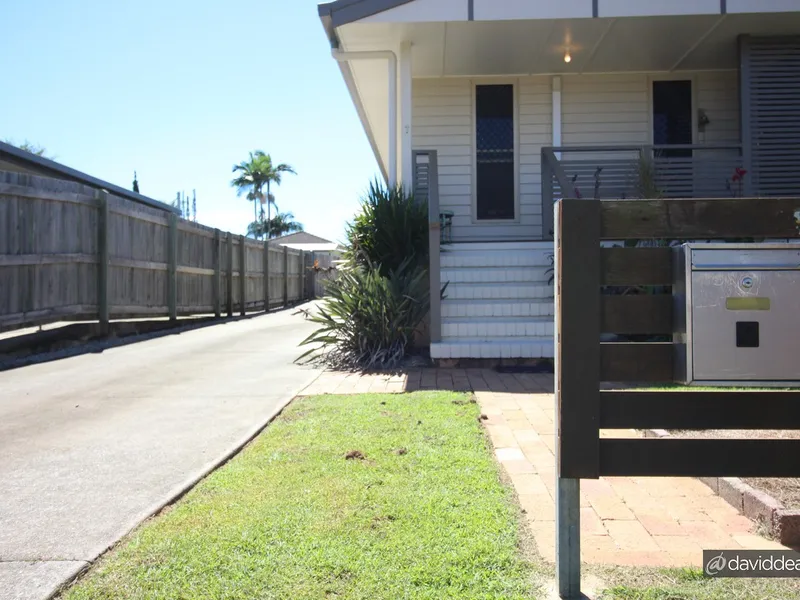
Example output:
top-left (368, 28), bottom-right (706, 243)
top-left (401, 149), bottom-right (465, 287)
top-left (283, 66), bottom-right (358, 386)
top-left (0, 306), bottom-right (321, 600)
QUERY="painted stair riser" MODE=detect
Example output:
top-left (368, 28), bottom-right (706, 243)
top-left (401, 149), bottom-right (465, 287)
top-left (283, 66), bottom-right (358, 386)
top-left (441, 254), bottom-right (553, 269)
top-left (447, 284), bottom-right (552, 301)
top-left (441, 268), bottom-right (551, 284)
top-left (442, 321), bottom-right (554, 338)
top-left (441, 302), bottom-right (555, 318)
top-left (431, 341), bottom-right (555, 360)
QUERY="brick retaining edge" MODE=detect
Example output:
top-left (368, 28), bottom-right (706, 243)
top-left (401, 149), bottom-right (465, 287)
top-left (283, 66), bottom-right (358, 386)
top-left (643, 428), bottom-right (800, 547)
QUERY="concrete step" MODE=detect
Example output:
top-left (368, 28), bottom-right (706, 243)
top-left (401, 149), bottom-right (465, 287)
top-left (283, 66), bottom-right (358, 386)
top-left (446, 282), bottom-right (553, 301)
top-left (431, 339), bottom-right (554, 360)
top-left (442, 317), bottom-right (554, 339)
top-left (441, 299), bottom-right (554, 319)
top-left (441, 266), bottom-right (552, 284)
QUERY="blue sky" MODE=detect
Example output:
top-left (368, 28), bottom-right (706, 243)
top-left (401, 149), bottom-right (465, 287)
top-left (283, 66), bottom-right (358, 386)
top-left (0, 0), bottom-right (378, 243)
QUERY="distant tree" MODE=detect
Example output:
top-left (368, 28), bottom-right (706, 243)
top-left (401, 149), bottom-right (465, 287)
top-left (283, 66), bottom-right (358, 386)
top-left (248, 212), bottom-right (303, 239)
top-left (132, 171), bottom-right (140, 193)
top-left (231, 151), bottom-right (296, 240)
top-left (4, 139), bottom-right (52, 159)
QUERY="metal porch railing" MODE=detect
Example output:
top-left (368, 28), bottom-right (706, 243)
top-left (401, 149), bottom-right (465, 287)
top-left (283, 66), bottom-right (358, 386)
top-left (541, 144), bottom-right (747, 239)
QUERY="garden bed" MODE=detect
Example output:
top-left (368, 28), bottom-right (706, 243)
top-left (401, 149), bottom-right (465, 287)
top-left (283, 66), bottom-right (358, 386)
top-left (670, 429), bottom-right (800, 510)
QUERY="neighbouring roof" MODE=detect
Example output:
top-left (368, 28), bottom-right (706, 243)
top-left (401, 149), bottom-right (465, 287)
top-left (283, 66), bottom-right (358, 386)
top-left (0, 140), bottom-right (178, 214)
top-left (279, 242), bottom-right (343, 253)
top-left (269, 231), bottom-right (333, 245)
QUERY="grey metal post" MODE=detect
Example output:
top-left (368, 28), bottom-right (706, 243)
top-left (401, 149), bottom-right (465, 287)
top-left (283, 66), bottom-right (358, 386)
top-left (283, 245), bottom-right (289, 307)
top-left (414, 150), bottom-right (441, 344)
top-left (167, 212), bottom-right (178, 321)
top-left (739, 36), bottom-right (754, 197)
top-left (541, 152), bottom-right (555, 239)
top-left (97, 191), bottom-right (110, 332)
top-left (239, 235), bottom-right (246, 316)
top-left (264, 240), bottom-right (269, 312)
top-left (213, 229), bottom-right (221, 318)
top-left (226, 233), bottom-right (233, 317)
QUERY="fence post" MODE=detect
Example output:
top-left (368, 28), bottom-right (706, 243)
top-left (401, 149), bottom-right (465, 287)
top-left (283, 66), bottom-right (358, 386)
top-left (283, 245), bottom-right (289, 307)
top-left (556, 198), bottom-right (602, 600)
top-left (167, 212), bottom-right (178, 321)
top-left (97, 191), bottom-right (110, 333)
top-left (239, 235), bottom-right (246, 316)
top-left (226, 232), bottom-right (233, 317)
top-left (263, 240), bottom-right (270, 312)
top-left (213, 229), bottom-right (221, 318)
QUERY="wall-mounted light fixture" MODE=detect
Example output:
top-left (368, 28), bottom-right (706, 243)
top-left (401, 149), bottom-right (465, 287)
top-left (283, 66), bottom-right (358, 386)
top-left (698, 108), bottom-right (711, 132)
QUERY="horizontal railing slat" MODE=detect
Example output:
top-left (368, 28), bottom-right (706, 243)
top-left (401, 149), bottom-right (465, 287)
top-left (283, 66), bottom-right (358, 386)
top-left (601, 294), bottom-right (672, 334)
top-left (600, 342), bottom-right (673, 382)
top-left (600, 391), bottom-right (800, 429)
top-left (600, 198), bottom-right (800, 240)
top-left (600, 247), bottom-right (672, 285)
top-left (600, 439), bottom-right (800, 477)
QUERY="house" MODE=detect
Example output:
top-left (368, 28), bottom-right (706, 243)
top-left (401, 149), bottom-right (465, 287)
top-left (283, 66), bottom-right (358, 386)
top-left (318, 0), bottom-right (800, 361)
top-left (269, 231), bottom-right (344, 263)
top-left (0, 140), bottom-right (178, 214)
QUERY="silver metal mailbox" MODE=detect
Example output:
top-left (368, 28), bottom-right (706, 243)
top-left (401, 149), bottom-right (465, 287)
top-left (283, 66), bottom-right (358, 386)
top-left (673, 243), bottom-right (800, 385)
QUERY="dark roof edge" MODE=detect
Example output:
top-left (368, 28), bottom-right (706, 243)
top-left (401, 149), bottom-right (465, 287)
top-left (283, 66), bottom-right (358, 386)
top-left (318, 0), bottom-right (415, 31)
top-left (0, 140), bottom-right (179, 214)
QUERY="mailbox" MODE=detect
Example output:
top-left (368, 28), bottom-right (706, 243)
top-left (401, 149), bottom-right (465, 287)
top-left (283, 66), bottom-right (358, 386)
top-left (673, 243), bottom-right (800, 385)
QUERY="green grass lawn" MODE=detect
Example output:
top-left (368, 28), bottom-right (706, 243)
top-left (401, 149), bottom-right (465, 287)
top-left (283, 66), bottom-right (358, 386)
top-left (595, 566), bottom-right (800, 600)
top-left (61, 390), bottom-right (800, 600)
top-left (63, 392), bottom-right (540, 600)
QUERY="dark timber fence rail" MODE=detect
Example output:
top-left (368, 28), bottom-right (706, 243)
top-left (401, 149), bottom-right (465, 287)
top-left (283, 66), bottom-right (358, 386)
top-left (555, 196), bottom-right (800, 599)
top-left (0, 171), bottom-right (314, 331)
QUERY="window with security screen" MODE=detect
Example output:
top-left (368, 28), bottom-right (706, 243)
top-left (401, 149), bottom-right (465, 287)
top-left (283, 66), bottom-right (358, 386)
top-left (476, 84), bottom-right (515, 220)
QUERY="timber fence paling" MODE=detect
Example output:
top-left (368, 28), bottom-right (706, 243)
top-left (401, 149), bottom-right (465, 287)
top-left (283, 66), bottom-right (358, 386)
top-left (0, 170), bottom-right (312, 331)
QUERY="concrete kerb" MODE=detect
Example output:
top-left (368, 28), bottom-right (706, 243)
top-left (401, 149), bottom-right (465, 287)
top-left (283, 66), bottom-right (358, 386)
top-left (48, 371), bottom-right (323, 599)
top-left (644, 428), bottom-right (800, 546)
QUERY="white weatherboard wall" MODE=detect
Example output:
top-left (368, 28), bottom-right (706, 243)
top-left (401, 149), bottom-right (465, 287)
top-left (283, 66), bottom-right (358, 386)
top-left (413, 71), bottom-right (739, 242)
top-left (561, 71), bottom-right (740, 146)
top-left (412, 76), bottom-right (552, 242)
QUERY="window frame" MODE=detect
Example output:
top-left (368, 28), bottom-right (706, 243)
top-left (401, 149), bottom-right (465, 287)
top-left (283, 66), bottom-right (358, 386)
top-left (471, 78), bottom-right (520, 224)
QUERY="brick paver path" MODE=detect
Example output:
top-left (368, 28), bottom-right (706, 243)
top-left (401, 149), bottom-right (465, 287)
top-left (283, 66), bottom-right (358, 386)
top-left (299, 368), bottom-right (789, 567)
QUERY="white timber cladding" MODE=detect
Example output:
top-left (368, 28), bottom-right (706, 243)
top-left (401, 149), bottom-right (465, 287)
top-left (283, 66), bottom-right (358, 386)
top-left (412, 71), bottom-right (739, 241)
top-left (412, 76), bottom-right (551, 242)
top-left (561, 71), bottom-right (740, 145)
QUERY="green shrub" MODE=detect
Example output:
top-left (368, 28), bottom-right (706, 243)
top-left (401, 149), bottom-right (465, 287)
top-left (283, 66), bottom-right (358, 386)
top-left (299, 256), bottom-right (430, 369)
top-left (345, 181), bottom-right (428, 276)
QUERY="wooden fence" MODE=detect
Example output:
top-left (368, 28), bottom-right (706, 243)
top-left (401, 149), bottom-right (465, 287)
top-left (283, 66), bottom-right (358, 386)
top-left (555, 196), bottom-right (800, 599)
top-left (0, 170), bottom-right (316, 331)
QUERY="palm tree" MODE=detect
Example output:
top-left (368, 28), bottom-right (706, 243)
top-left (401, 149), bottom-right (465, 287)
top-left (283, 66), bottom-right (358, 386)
top-left (247, 212), bottom-right (303, 239)
top-left (260, 157), bottom-right (296, 240)
top-left (231, 151), bottom-right (269, 236)
top-left (231, 152), bottom-right (296, 240)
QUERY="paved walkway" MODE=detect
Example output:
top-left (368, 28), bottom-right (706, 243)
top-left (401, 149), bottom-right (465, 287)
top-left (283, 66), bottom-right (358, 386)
top-left (300, 368), bottom-right (789, 567)
top-left (0, 306), bottom-right (321, 600)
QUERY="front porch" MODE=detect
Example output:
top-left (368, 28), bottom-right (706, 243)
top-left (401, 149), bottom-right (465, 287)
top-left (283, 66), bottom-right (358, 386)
top-left (320, 0), bottom-right (800, 360)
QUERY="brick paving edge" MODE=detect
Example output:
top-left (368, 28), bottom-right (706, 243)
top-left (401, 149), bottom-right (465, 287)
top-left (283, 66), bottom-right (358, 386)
top-left (643, 428), bottom-right (800, 546)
